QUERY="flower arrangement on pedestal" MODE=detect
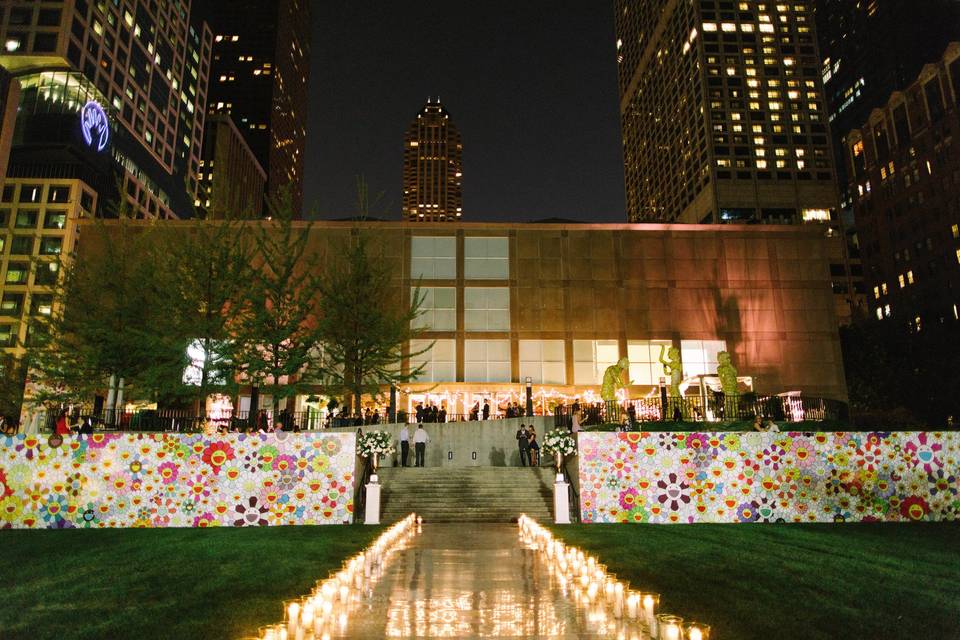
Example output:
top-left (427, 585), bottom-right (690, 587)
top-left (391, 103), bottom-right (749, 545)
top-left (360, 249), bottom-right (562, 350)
top-left (543, 429), bottom-right (577, 473)
top-left (357, 431), bottom-right (396, 470)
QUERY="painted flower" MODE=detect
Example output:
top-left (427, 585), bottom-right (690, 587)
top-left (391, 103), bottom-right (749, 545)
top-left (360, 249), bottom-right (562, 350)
top-left (193, 512), bottom-right (218, 527)
top-left (904, 433), bottom-right (943, 474)
top-left (321, 438), bottom-right (342, 456)
top-left (618, 487), bottom-right (640, 510)
top-left (760, 443), bottom-right (786, 471)
top-left (202, 442), bottom-right (236, 473)
top-left (157, 461), bottom-right (179, 484)
top-left (900, 496), bottom-right (930, 522)
top-left (234, 496), bottom-right (268, 526)
top-left (928, 470), bottom-right (958, 496)
top-left (656, 473), bottom-right (691, 511)
top-left (0, 468), bottom-right (12, 500)
top-left (86, 433), bottom-right (112, 449)
top-left (737, 500), bottom-right (760, 522)
top-left (0, 495), bottom-right (23, 524)
top-left (40, 494), bottom-right (70, 524)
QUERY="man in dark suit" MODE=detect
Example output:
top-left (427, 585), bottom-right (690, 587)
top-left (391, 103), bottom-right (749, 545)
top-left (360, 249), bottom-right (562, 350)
top-left (516, 423), bottom-right (529, 466)
top-left (482, 400), bottom-right (490, 421)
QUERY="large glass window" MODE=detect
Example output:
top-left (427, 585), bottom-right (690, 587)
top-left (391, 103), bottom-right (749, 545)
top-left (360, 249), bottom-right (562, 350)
top-left (10, 236), bottom-right (33, 255)
top-left (519, 340), bottom-right (566, 384)
top-left (14, 212), bottom-right (38, 228)
top-left (464, 287), bottom-right (510, 331)
top-left (411, 236), bottom-right (456, 279)
top-left (0, 293), bottom-right (24, 317)
top-left (39, 237), bottom-right (62, 255)
top-left (4, 262), bottom-right (29, 284)
top-left (464, 340), bottom-right (511, 382)
top-left (464, 237), bottom-right (509, 279)
top-left (681, 340), bottom-right (728, 377)
top-left (411, 287), bottom-right (456, 331)
top-left (34, 261), bottom-right (59, 285)
top-left (43, 211), bottom-right (67, 229)
top-left (573, 339), bottom-right (620, 385)
top-left (627, 340), bottom-right (672, 385)
top-left (409, 339), bottom-right (455, 383)
top-left (0, 323), bottom-right (17, 347)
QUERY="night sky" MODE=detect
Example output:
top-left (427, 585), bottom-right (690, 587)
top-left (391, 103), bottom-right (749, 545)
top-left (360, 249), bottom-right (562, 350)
top-left (305, 2), bottom-right (626, 222)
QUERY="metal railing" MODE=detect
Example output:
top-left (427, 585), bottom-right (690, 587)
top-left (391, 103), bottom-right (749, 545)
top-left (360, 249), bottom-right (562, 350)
top-left (554, 395), bottom-right (848, 428)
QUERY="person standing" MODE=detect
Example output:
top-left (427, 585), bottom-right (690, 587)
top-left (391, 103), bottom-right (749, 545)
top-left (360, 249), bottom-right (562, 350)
top-left (516, 423), bottom-right (529, 466)
top-left (482, 400), bottom-right (490, 421)
top-left (527, 428), bottom-right (541, 466)
top-left (399, 424), bottom-right (410, 467)
top-left (54, 410), bottom-right (70, 436)
top-left (413, 424), bottom-right (429, 467)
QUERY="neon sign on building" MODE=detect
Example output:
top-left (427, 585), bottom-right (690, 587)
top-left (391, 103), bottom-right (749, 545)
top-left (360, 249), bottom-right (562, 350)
top-left (80, 100), bottom-right (109, 152)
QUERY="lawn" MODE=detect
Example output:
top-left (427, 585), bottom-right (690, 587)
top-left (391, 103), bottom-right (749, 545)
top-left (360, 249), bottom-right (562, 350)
top-left (0, 526), bottom-right (381, 640)
top-left (550, 522), bottom-right (960, 640)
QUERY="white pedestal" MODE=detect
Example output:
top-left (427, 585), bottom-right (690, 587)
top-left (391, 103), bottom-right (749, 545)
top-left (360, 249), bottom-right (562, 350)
top-left (364, 482), bottom-right (381, 525)
top-left (554, 479), bottom-right (571, 524)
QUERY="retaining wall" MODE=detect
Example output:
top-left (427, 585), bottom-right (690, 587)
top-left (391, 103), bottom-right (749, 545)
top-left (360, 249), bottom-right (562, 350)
top-left (0, 432), bottom-right (356, 529)
top-left (577, 431), bottom-right (960, 524)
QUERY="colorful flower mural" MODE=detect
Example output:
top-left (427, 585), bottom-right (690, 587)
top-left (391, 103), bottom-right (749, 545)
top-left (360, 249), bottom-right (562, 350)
top-left (0, 432), bottom-right (356, 529)
top-left (577, 432), bottom-right (960, 524)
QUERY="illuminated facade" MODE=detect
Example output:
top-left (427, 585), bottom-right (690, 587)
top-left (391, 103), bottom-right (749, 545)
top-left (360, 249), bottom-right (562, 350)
top-left (0, 0), bottom-right (212, 217)
top-left (79, 220), bottom-right (848, 416)
top-left (845, 43), bottom-right (960, 330)
top-left (403, 100), bottom-right (463, 222)
top-left (615, 1), bottom-right (837, 225)
top-left (192, 0), bottom-right (311, 216)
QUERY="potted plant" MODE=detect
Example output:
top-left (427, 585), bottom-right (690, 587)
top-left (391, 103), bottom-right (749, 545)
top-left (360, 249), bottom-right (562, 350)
top-left (357, 430), bottom-right (396, 482)
top-left (542, 429), bottom-right (577, 481)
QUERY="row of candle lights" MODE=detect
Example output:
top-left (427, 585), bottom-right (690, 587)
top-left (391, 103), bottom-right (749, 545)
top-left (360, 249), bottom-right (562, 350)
top-left (519, 515), bottom-right (712, 640)
top-left (254, 513), bottom-right (421, 640)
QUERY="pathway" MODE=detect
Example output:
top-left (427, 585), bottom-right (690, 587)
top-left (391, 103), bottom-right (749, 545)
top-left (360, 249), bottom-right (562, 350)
top-left (333, 523), bottom-right (624, 639)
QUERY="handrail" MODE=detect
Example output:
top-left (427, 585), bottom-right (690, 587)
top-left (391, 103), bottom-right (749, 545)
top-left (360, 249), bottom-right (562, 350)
top-left (561, 459), bottom-right (580, 523)
top-left (353, 456), bottom-right (372, 524)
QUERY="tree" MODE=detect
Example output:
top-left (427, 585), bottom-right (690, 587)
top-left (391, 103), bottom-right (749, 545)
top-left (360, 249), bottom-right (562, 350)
top-left (314, 230), bottom-right (431, 415)
top-left (155, 215), bottom-right (254, 412)
top-left (27, 200), bottom-right (186, 413)
top-left (0, 353), bottom-right (27, 425)
top-left (229, 191), bottom-right (322, 415)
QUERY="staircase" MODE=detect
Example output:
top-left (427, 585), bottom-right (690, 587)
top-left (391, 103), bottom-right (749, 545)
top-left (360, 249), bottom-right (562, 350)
top-left (375, 466), bottom-right (555, 523)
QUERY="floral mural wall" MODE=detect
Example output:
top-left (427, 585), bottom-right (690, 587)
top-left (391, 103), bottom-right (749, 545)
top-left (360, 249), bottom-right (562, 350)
top-left (577, 431), bottom-right (960, 524)
top-left (0, 432), bottom-right (356, 529)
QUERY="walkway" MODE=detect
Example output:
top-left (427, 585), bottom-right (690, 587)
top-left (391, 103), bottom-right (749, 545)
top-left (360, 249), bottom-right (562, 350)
top-left (336, 523), bottom-right (621, 639)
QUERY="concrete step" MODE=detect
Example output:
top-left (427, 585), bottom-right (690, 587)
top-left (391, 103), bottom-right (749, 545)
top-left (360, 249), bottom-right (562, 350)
top-left (371, 465), bottom-right (555, 524)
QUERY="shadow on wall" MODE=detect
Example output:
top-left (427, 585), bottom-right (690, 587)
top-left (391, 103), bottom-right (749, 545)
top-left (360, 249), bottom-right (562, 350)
top-left (489, 447), bottom-right (506, 466)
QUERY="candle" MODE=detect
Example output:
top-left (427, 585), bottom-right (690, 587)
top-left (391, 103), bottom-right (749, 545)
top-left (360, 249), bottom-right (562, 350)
top-left (285, 602), bottom-right (300, 635)
top-left (686, 623), bottom-right (710, 640)
top-left (339, 585), bottom-right (349, 602)
top-left (643, 593), bottom-right (659, 620)
top-left (689, 629), bottom-right (703, 640)
top-left (626, 593), bottom-right (640, 619)
top-left (656, 615), bottom-right (684, 640)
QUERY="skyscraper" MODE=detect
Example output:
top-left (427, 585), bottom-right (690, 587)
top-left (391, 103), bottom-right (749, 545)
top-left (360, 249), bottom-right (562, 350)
top-left (844, 43), bottom-right (960, 330)
top-left (403, 99), bottom-right (463, 222)
top-left (615, 1), bottom-right (837, 225)
top-left (191, 0), bottom-right (310, 217)
top-left (816, 0), bottom-right (960, 212)
top-left (0, 0), bottom-right (211, 355)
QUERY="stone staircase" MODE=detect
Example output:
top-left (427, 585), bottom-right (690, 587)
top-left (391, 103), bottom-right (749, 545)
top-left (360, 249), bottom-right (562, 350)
top-left (375, 466), bottom-right (555, 523)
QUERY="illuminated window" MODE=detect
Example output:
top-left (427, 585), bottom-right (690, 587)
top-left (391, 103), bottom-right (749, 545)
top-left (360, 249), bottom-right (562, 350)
top-left (881, 283), bottom-right (888, 295)
top-left (464, 287), bottom-right (510, 332)
top-left (573, 340), bottom-right (620, 385)
top-left (907, 270), bottom-right (914, 284)
top-left (520, 340), bottom-right (566, 384)
top-left (411, 287), bottom-right (455, 331)
top-left (409, 339), bottom-right (455, 383)
top-left (464, 340), bottom-right (511, 383)
top-left (952, 224), bottom-right (959, 239)
top-left (898, 274), bottom-right (905, 288)
top-left (464, 237), bottom-right (509, 279)
top-left (681, 340), bottom-right (728, 377)
top-left (873, 286), bottom-right (880, 300)
top-left (410, 236), bottom-right (456, 279)
top-left (627, 340), bottom-right (673, 385)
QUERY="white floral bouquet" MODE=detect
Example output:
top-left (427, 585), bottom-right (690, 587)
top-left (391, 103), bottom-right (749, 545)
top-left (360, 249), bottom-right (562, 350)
top-left (357, 430), bottom-right (396, 458)
top-left (542, 429), bottom-right (577, 457)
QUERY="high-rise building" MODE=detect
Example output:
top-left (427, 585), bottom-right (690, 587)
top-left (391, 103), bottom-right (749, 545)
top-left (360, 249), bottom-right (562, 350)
top-left (844, 43), bottom-right (960, 330)
top-left (200, 115), bottom-right (265, 218)
top-left (615, 1), bottom-right (837, 225)
top-left (816, 0), bottom-right (960, 212)
top-left (191, 0), bottom-right (310, 217)
top-left (0, 0), bottom-right (211, 355)
top-left (403, 99), bottom-right (463, 222)
top-left (614, 1), bottom-right (864, 324)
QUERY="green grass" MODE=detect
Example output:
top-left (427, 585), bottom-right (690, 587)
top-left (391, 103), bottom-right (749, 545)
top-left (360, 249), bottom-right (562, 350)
top-left (549, 523), bottom-right (960, 640)
top-left (0, 526), bottom-right (382, 640)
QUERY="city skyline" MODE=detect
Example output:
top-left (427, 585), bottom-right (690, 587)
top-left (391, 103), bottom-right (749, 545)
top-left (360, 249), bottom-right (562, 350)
top-left (304, 1), bottom-right (625, 222)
